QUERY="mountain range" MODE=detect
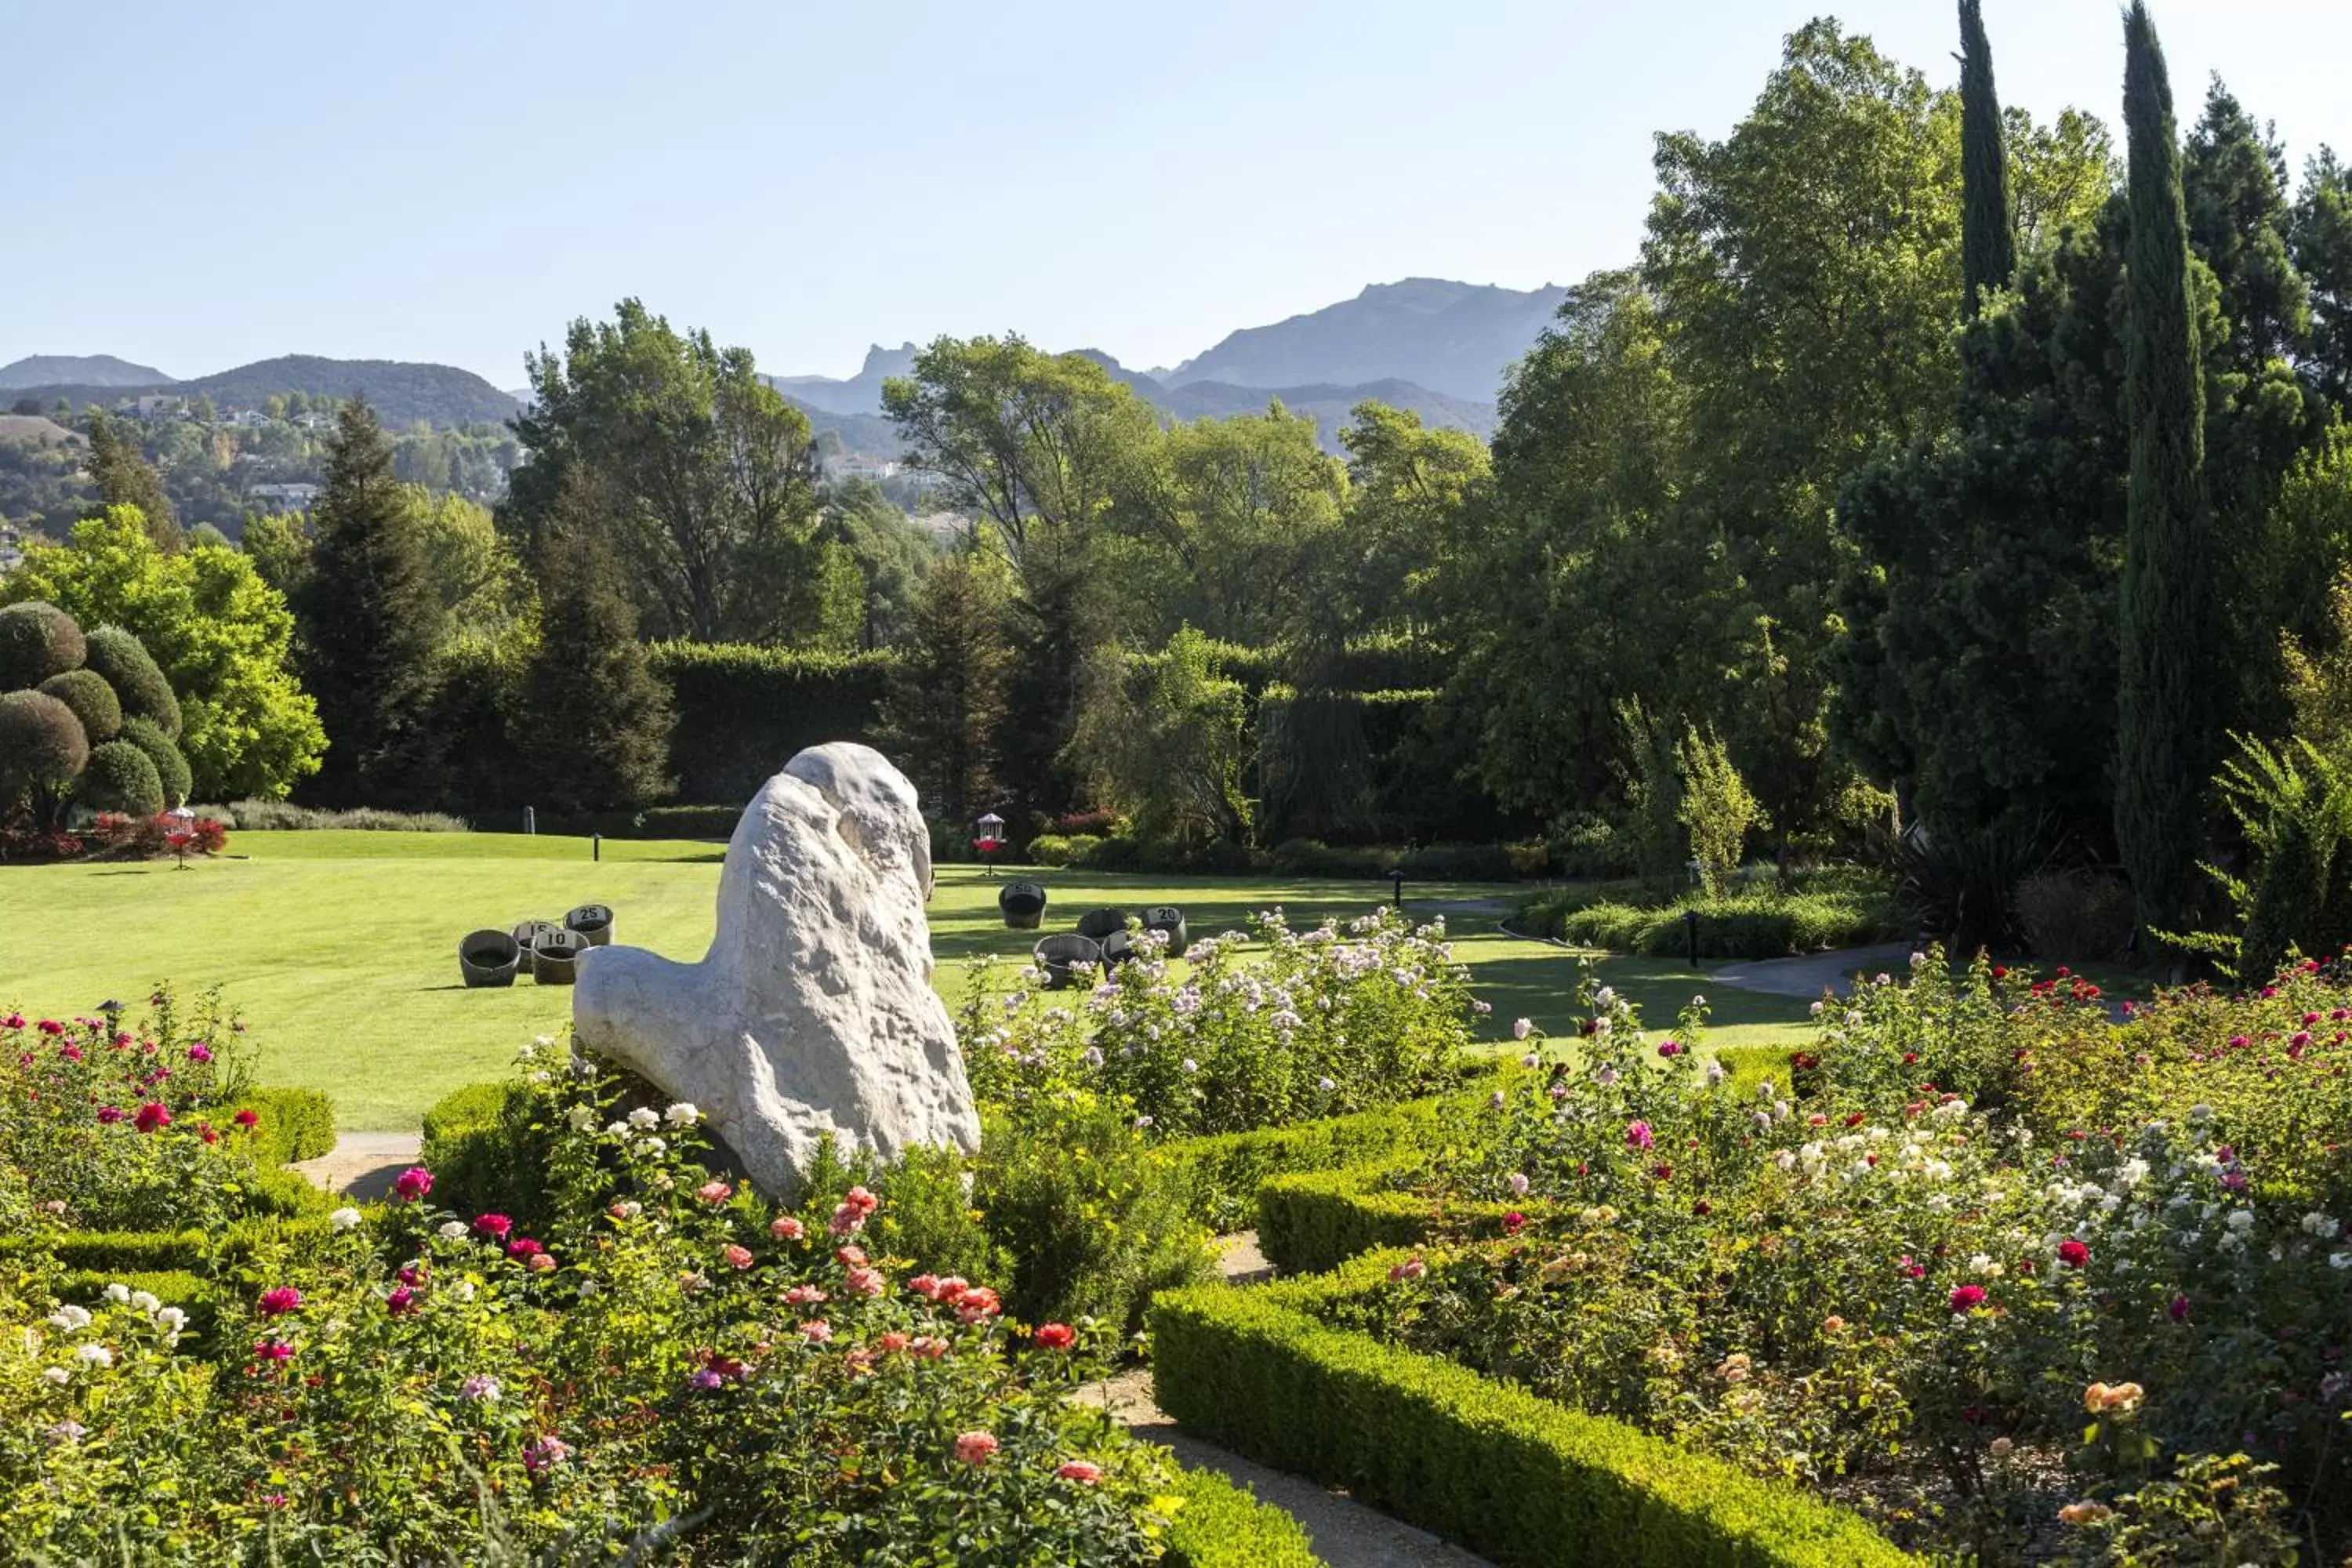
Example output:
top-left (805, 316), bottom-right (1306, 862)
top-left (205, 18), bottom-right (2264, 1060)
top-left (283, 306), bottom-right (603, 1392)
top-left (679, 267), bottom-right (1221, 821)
top-left (768, 279), bottom-right (1556, 453)
top-left (1, 278), bottom-right (1563, 450)
top-left (0, 355), bottom-right (521, 430)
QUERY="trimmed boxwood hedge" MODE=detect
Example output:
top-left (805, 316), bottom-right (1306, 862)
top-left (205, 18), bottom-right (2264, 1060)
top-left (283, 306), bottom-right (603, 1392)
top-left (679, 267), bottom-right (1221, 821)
top-left (1254, 1162), bottom-right (1537, 1276)
top-left (419, 1080), bottom-right (554, 1225)
top-left (229, 1087), bottom-right (339, 1166)
top-left (1151, 1257), bottom-right (1917, 1568)
top-left (1156, 1062), bottom-right (1516, 1229)
top-left (647, 641), bottom-right (896, 804)
top-left (1163, 1467), bottom-right (1322, 1567)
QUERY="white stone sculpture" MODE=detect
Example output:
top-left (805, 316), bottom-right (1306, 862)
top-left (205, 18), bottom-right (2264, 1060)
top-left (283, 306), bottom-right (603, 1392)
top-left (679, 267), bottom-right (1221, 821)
top-left (573, 742), bottom-right (982, 1196)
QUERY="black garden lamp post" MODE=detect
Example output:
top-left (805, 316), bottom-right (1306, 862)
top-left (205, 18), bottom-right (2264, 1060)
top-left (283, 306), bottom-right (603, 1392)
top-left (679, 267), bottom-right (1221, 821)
top-left (1384, 864), bottom-right (1405, 909)
top-left (972, 812), bottom-right (1007, 878)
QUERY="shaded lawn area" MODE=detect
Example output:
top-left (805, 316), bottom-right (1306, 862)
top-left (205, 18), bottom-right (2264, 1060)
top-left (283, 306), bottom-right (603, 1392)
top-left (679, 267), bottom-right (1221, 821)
top-left (0, 837), bottom-right (1814, 1132)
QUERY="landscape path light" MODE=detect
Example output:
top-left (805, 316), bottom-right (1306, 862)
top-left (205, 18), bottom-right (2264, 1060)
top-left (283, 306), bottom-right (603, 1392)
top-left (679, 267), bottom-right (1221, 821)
top-left (971, 811), bottom-right (1006, 877)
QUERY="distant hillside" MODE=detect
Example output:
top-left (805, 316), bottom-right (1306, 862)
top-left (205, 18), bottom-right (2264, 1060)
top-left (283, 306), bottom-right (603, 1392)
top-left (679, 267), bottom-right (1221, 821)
top-left (12, 356), bottom-right (520, 430)
top-left (0, 354), bottom-right (173, 390)
top-left (1161, 278), bottom-right (1565, 403)
top-left (1156, 378), bottom-right (1497, 447)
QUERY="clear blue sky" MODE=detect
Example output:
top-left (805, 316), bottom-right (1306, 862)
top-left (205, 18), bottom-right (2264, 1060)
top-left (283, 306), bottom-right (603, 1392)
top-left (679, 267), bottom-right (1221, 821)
top-left (4, 0), bottom-right (2347, 386)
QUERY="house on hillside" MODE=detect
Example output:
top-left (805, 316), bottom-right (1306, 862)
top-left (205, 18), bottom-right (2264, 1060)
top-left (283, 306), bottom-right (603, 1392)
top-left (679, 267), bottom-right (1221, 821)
top-left (129, 394), bottom-right (186, 420)
top-left (247, 482), bottom-right (321, 512)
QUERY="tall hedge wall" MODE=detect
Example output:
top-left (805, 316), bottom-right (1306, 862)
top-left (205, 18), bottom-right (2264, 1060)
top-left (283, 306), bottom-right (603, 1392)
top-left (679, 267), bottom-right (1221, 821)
top-left (646, 642), bottom-right (898, 803)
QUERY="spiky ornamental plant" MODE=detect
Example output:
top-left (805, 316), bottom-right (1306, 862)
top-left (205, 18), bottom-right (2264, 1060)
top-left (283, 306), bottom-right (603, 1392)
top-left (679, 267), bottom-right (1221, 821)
top-left (2115, 1), bottom-right (2220, 949)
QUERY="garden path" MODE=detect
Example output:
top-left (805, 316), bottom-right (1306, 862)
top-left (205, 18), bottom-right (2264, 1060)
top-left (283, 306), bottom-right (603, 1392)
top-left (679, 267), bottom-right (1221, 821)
top-left (1076, 1232), bottom-right (1496, 1568)
top-left (291, 1131), bottom-right (424, 1202)
top-left (1701, 941), bottom-right (1918, 1001)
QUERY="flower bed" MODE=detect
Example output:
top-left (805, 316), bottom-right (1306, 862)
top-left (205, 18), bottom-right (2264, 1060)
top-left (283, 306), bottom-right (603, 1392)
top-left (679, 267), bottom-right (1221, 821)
top-left (1276, 953), bottom-right (2352, 1562)
top-left (1, 1036), bottom-right (1320, 1563)
top-left (958, 907), bottom-right (1480, 1143)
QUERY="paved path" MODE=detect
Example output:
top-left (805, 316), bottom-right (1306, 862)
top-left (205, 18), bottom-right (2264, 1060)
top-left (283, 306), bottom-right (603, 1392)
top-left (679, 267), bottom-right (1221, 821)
top-left (1708, 942), bottom-right (1917, 1001)
top-left (290, 1130), bottom-right (423, 1203)
top-left (1078, 1232), bottom-right (1494, 1568)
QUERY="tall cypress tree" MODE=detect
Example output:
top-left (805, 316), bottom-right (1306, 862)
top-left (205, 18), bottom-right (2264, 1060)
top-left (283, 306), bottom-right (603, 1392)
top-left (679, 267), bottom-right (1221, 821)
top-left (1957, 0), bottom-right (2015, 318)
top-left (2116, 1), bottom-right (2216, 946)
top-left (300, 401), bottom-right (446, 806)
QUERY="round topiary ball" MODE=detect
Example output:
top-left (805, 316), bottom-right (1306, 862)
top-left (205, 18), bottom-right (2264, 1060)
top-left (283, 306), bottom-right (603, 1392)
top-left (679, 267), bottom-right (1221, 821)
top-left (38, 668), bottom-right (123, 745)
top-left (79, 739), bottom-right (165, 817)
top-left (0, 601), bottom-right (86, 688)
top-left (0, 689), bottom-right (91, 800)
top-left (82, 625), bottom-right (181, 739)
top-left (118, 715), bottom-right (193, 808)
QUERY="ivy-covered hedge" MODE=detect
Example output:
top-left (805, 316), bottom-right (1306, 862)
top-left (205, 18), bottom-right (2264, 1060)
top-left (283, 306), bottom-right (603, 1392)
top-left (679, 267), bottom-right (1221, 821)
top-left (647, 641), bottom-right (897, 803)
top-left (1163, 1468), bottom-right (1322, 1567)
top-left (1150, 1257), bottom-right (1916, 1568)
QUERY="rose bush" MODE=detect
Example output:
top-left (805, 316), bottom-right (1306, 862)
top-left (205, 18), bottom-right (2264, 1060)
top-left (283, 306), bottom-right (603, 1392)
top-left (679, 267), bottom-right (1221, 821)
top-left (0, 1046), bottom-right (1236, 1564)
top-left (1349, 953), bottom-right (2352, 1563)
top-left (959, 907), bottom-right (1477, 1140)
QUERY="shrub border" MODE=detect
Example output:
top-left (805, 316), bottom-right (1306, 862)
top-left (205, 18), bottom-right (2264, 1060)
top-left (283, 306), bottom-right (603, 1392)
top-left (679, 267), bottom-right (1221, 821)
top-left (1164, 1465), bottom-right (1322, 1567)
top-left (1150, 1253), bottom-right (1917, 1568)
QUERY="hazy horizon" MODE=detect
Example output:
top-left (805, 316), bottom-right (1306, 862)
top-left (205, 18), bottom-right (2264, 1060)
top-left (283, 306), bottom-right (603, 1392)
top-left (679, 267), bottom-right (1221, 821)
top-left (6, 0), bottom-right (2350, 387)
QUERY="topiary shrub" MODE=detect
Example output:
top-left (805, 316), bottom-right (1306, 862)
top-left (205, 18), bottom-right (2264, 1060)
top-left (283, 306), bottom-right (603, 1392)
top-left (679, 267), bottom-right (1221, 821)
top-left (79, 739), bottom-right (165, 816)
top-left (0, 689), bottom-right (90, 807)
top-left (0, 600), bottom-right (86, 687)
top-left (117, 716), bottom-right (192, 808)
top-left (82, 625), bottom-right (181, 739)
top-left (38, 667), bottom-right (123, 744)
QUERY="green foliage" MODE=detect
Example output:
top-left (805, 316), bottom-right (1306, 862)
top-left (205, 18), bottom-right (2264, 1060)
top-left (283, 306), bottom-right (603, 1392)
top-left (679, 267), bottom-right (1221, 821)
top-left (417, 1080), bottom-right (552, 1230)
top-left (0, 600), bottom-right (85, 688)
top-left (2117, 2), bottom-right (2220, 943)
top-left (2, 506), bottom-right (325, 800)
top-left (1254, 1165), bottom-right (1512, 1277)
top-left (34, 667), bottom-right (119, 744)
top-left (78, 739), bottom-right (163, 815)
top-left (80, 623), bottom-right (180, 739)
top-left (1149, 1270), bottom-right (1915, 1567)
top-left (1161, 1468), bottom-right (1322, 1568)
top-left (1677, 725), bottom-right (1760, 897)
top-left (2179, 734), bottom-right (2352, 978)
top-left (227, 1087), bottom-right (338, 1165)
top-left (513, 492), bottom-right (674, 815)
top-left (507, 298), bottom-right (849, 645)
top-left (0, 690), bottom-right (89, 814)
top-left (646, 641), bottom-right (896, 803)
top-left (1067, 628), bottom-right (1254, 848)
top-left (967, 1094), bottom-right (1211, 1334)
top-left (1554, 888), bottom-right (1900, 961)
top-left (83, 408), bottom-right (177, 543)
top-left (299, 400), bottom-right (448, 808)
top-left (116, 715), bottom-right (191, 808)
top-left (1958, 0), bottom-right (2016, 316)
top-left (880, 547), bottom-right (1010, 828)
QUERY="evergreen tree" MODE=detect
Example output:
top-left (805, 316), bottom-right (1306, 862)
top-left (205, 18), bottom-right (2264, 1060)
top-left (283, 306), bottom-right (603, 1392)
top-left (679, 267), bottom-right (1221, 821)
top-left (2116, 1), bottom-right (2219, 944)
top-left (514, 477), bottom-right (673, 816)
top-left (299, 401), bottom-right (446, 807)
top-left (83, 410), bottom-right (179, 550)
top-left (1958, 0), bottom-right (2016, 318)
top-left (882, 550), bottom-right (1011, 829)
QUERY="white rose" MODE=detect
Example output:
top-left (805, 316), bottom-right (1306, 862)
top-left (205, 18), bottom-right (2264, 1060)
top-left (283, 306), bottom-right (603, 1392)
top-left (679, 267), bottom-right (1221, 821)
top-left (566, 1105), bottom-right (598, 1131)
top-left (129, 1290), bottom-right (160, 1315)
top-left (329, 1207), bottom-right (364, 1231)
top-left (663, 1102), bottom-right (699, 1127)
top-left (75, 1345), bottom-right (112, 1367)
top-left (102, 1284), bottom-right (130, 1305)
top-left (155, 1307), bottom-right (187, 1333)
top-left (627, 1107), bottom-right (660, 1130)
top-left (42, 1366), bottom-right (71, 1385)
top-left (438, 1221), bottom-right (470, 1241)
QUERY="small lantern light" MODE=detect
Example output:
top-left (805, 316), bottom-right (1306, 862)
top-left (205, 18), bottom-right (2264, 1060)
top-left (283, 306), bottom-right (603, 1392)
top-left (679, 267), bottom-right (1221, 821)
top-left (971, 812), bottom-right (1007, 877)
top-left (164, 804), bottom-right (198, 869)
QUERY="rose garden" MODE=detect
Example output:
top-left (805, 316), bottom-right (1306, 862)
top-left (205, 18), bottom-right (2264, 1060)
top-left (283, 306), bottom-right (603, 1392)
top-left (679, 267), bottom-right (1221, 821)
top-left (10, 0), bottom-right (2352, 1561)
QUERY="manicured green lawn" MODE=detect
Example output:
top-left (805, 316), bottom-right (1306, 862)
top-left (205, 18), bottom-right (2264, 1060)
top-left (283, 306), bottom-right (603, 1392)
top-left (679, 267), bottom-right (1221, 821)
top-left (0, 833), bottom-right (1813, 1131)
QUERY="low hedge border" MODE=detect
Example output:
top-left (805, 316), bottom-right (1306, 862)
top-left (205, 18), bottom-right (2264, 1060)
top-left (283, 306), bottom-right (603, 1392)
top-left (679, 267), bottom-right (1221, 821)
top-left (227, 1086), bottom-right (338, 1165)
top-left (1155, 1062), bottom-right (1518, 1229)
top-left (1163, 1466), bottom-right (1321, 1566)
top-left (1150, 1254), bottom-right (1916, 1568)
top-left (1255, 1162), bottom-right (1524, 1276)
